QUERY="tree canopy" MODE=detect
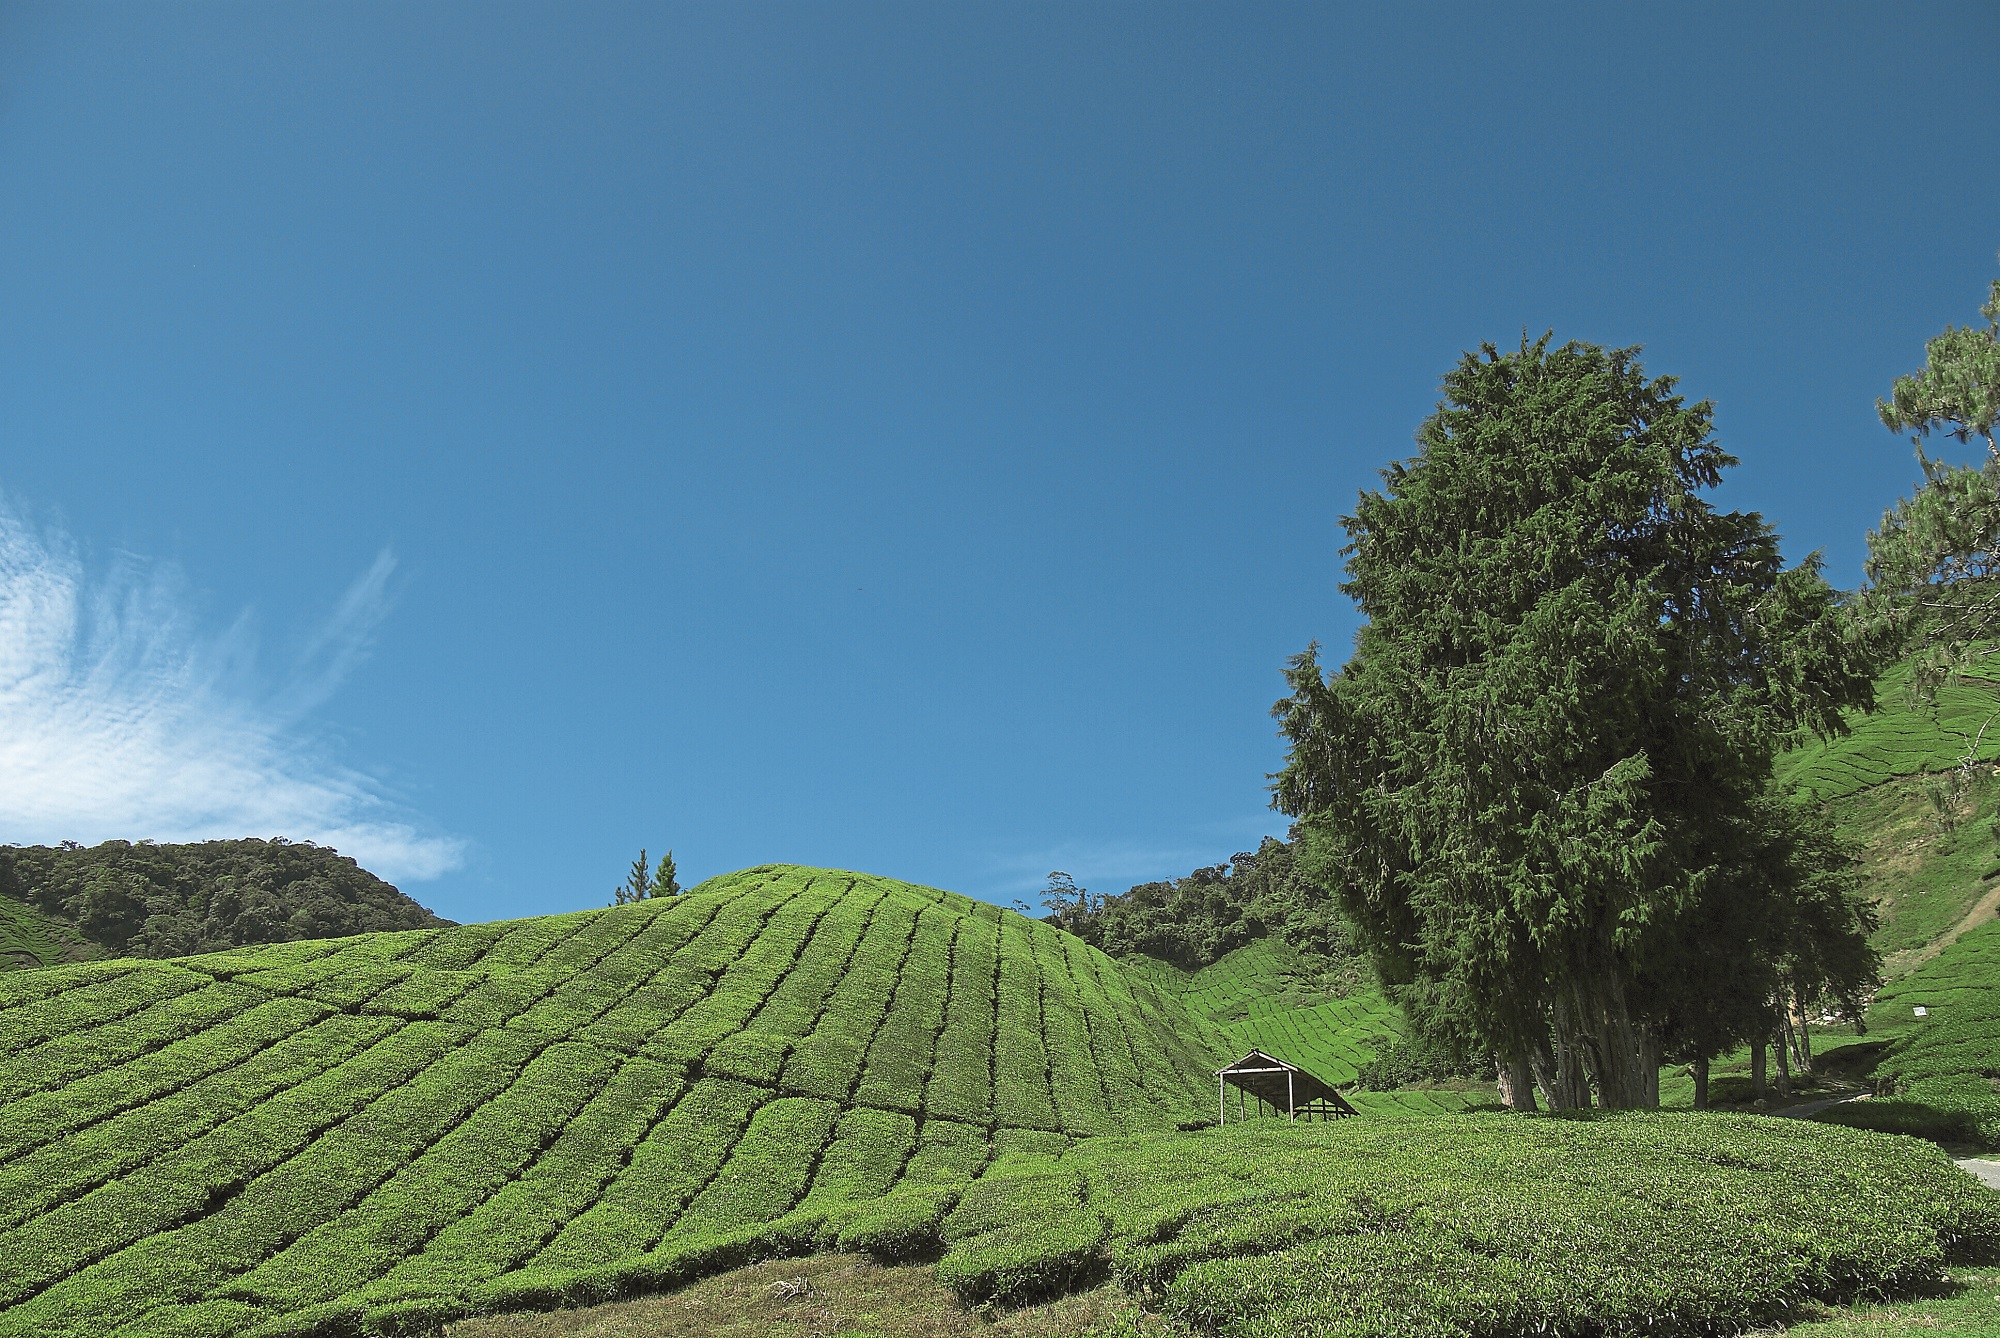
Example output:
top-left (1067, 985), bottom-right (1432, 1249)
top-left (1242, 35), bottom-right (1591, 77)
top-left (1273, 336), bottom-right (1880, 1109)
top-left (0, 837), bottom-right (447, 961)
top-left (1866, 256), bottom-right (2000, 700)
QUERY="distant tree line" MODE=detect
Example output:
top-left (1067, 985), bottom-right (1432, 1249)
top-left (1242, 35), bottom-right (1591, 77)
top-left (0, 838), bottom-right (449, 960)
top-left (1041, 837), bottom-right (1369, 991)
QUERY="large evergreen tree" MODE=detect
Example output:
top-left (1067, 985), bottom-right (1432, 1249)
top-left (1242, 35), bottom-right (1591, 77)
top-left (1273, 336), bottom-right (1878, 1109)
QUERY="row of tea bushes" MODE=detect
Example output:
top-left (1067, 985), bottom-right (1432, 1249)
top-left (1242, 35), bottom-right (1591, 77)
top-left (922, 1113), bottom-right (2000, 1334)
top-left (1774, 656), bottom-right (2000, 803)
top-left (1821, 918), bottom-right (2000, 1148)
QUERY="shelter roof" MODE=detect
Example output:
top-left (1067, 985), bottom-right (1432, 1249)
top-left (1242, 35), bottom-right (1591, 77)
top-left (1216, 1048), bottom-right (1358, 1117)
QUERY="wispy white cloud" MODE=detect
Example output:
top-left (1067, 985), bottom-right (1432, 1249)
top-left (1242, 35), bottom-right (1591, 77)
top-left (0, 495), bottom-right (464, 883)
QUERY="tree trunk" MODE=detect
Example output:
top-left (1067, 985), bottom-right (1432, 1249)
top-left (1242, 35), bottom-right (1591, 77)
top-left (1566, 976), bottom-right (1657, 1109)
top-left (1784, 1016), bottom-right (1800, 1104)
top-left (1788, 993), bottom-right (1816, 1080)
top-left (1751, 1036), bottom-right (1767, 1103)
top-left (1497, 1054), bottom-right (1538, 1112)
top-left (1692, 1054), bottom-right (1710, 1110)
top-left (1532, 1027), bottom-right (1592, 1111)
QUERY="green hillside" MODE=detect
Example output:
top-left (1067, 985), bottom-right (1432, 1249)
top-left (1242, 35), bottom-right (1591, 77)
top-left (1135, 924), bottom-right (1497, 1115)
top-left (1817, 916), bottom-right (2000, 1147)
top-left (0, 894), bottom-right (97, 969)
top-left (0, 866), bottom-right (1222, 1337)
top-left (1142, 937), bottom-right (1399, 1083)
top-left (5, 860), bottom-right (1995, 1337)
top-left (1776, 656), bottom-right (2000, 803)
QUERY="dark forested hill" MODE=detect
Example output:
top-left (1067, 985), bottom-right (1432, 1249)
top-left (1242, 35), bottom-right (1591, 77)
top-left (0, 839), bottom-right (449, 964)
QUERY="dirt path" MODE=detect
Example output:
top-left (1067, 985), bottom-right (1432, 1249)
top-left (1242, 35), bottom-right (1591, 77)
top-left (1770, 1090), bottom-right (1868, 1120)
top-left (1955, 1158), bottom-right (2000, 1191)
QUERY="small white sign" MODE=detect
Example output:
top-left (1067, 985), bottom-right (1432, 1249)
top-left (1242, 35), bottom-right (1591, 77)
top-left (1914, 1005), bottom-right (1929, 1017)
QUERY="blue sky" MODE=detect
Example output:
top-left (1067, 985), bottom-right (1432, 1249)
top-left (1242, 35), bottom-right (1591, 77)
top-left (1, 3), bottom-right (1997, 922)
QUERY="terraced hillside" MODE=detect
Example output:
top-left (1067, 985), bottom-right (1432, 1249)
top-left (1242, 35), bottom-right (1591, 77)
top-left (1159, 937), bottom-right (1400, 1085)
top-left (0, 894), bottom-right (95, 969)
top-left (1138, 935), bottom-right (1495, 1114)
top-left (1769, 655), bottom-right (2000, 978)
top-left (1776, 655), bottom-right (2000, 802)
top-left (0, 866), bottom-right (1221, 1338)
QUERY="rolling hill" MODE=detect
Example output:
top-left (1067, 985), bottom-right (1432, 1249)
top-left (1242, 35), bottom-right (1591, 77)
top-left (0, 865), bottom-right (1221, 1337)
top-left (19, 656), bottom-right (2000, 1338)
top-left (5, 856), bottom-right (1998, 1336)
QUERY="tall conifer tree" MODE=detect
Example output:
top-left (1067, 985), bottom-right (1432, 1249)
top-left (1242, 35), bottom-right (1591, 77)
top-left (1273, 336), bottom-right (1878, 1108)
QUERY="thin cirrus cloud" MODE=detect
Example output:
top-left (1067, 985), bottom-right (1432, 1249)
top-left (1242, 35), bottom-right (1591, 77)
top-left (0, 495), bottom-right (464, 884)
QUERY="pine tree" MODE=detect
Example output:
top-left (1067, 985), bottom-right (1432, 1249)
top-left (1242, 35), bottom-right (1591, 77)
top-left (651, 849), bottom-right (680, 897)
top-left (1862, 256), bottom-right (2000, 800)
top-left (613, 850), bottom-right (652, 906)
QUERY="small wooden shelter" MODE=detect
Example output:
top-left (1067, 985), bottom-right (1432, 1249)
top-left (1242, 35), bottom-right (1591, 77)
top-left (1215, 1049), bottom-right (1358, 1124)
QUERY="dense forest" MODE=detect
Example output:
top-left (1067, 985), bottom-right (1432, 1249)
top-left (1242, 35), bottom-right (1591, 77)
top-left (0, 838), bottom-right (448, 961)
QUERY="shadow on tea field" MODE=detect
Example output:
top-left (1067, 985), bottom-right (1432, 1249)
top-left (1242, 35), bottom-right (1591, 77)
top-left (441, 1253), bottom-right (1176, 1338)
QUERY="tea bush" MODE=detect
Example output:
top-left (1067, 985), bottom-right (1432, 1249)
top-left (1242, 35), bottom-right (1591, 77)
top-left (2, 864), bottom-right (1974, 1338)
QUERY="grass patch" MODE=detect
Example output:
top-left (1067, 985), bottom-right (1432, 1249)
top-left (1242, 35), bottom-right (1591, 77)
top-left (1775, 1266), bottom-right (2000, 1336)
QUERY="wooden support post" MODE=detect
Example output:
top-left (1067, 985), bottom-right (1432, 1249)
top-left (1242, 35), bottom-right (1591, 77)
top-left (1288, 1070), bottom-right (1295, 1121)
top-left (1218, 1073), bottom-right (1225, 1127)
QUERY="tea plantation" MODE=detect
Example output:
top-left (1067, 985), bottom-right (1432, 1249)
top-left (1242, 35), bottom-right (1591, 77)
top-left (1146, 937), bottom-right (1405, 1088)
top-left (923, 1115), bottom-right (1999, 1335)
top-left (1775, 656), bottom-right (2000, 803)
top-left (5, 861), bottom-right (1997, 1337)
top-left (0, 867), bottom-right (1219, 1337)
top-left (0, 894), bottom-right (92, 970)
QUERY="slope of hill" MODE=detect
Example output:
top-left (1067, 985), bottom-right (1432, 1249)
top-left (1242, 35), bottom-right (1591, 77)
top-left (1817, 916), bottom-right (2000, 1147)
top-left (0, 839), bottom-right (449, 965)
top-left (0, 894), bottom-right (97, 969)
top-left (0, 865), bottom-right (1221, 1338)
top-left (1138, 937), bottom-right (1400, 1085)
top-left (1765, 655), bottom-right (2000, 981)
top-left (1132, 929), bottom-right (1501, 1116)
top-left (1775, 656), bottom-right (2000, 803)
